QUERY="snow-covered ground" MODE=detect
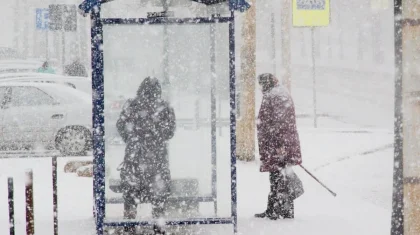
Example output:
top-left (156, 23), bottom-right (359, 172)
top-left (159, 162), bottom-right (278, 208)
top-left (0, 123), bottom-right (394, 235)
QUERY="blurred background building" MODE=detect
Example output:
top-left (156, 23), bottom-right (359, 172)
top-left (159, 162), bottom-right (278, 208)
top-left (0, 0), bottom-right (395, 128)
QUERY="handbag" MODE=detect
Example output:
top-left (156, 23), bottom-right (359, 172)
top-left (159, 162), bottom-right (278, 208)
top-left (284, 167), bottom-right (304, 201)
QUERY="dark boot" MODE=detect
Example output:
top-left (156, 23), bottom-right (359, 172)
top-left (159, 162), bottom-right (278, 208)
top-left (255, 194), bottom-right (277, 219)
top-left (153, 224), bottom-right (166, 235)
top-left (256, 172), bottom-right (281, 219)
top-left (267, 201), bottom-right (284, 220)
top-left (255, 207), bottom-right (280, 220)
top-left (123, 198), bottom-right (138, 219)
top-left (123, 197), bottom-right (137, 234)
top-left (280, 200), bottom-right (294, 219)
top-left (123, 222), bottom-right (136, 234)
top-left (267, 197), bottom-right (295, 220)
top-left (254, 211), bottom-right (270, 218)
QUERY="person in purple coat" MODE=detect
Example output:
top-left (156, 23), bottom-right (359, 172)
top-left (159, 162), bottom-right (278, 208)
top-left (255, 73), bottom-right (304, 220)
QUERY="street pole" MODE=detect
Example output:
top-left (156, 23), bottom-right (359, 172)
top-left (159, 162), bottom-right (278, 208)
top-left (237, 0), bottom-right (256, 161)
top-left (22, 0), bottom-right (29, 58)
top-left (33, 26), bottom-right (38, 58)
top-left (271, 12), bottom-right (276, 75)
top-left (392, 0), bottom-right (404, 233)
top-left (392, 0), bottom-right (420, 234)
top-left (311, 27), bottom-right (317, 128)
top-left (46, 29), bottom-right (49, 61)
top-left (45, 7), bottom-right (49, 61)
top-left (162, 0), bottom-right (170, 102)
top-left (77, 13), bottom-right (82, 59)
top-left (280, 0), bottom-right (291, 92)
top-left (62, 29), bottom-right (66, 71)
top-left (14, 0), bottom-right (20, 51)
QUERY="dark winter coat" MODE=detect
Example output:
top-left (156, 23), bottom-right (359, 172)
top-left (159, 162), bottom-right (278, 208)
top-left (116, 77), bottom-right (176, 201)
top-left (257, 85), bottom-right (302, 172)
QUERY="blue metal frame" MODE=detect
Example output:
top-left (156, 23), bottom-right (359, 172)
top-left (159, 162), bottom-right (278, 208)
top-left (101, 17), bottom-right (233, 24)
top-left (228, 11), bottom-right (237, 233)
top-left (89, 4), bottom-right (106, 235)
top-left (81, 1), bottom-right (239, 234)
top-left (391, 0), bottom-right (404, 234)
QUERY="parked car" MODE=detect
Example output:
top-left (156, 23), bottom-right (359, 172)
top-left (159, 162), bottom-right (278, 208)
top-left (0, 74), bottom-right (92, 95)
top-left (0, 73), bottom-right (128, 145)
top-left (0, 82), bottom-right (92, 155)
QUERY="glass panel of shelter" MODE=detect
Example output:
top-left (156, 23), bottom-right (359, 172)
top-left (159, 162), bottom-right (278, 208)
top-left (102, 21), bottom-right (231, 221)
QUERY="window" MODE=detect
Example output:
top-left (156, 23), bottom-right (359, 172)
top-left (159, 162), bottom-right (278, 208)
top-left (10, 87), bottom-right (54, 107)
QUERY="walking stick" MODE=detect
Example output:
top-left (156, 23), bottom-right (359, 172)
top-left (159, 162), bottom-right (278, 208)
top-left (299, 164), bottom-right (337, 197)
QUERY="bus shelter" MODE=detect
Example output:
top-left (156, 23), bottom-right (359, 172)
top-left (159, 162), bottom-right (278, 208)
top-left (78, 0), bottom-right (249, 234)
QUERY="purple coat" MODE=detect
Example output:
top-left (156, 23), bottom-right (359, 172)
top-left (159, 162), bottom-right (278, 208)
top-left (257, 85), bottom-right (302, 172)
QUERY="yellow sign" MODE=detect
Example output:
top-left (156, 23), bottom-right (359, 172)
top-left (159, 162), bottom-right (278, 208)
top-left (371, 0), bottom-right (389, 11)
top-left (292, 0), bottom-right (330, 27)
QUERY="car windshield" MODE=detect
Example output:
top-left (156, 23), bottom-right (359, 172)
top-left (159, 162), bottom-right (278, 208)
top-left (41, 84), bottom-right (91, 105)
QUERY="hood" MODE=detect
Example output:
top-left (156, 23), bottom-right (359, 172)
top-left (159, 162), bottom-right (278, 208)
top-left (258, 73), bottom-right (280, 93)
top-left (136, 76), bottom-right (162, 102)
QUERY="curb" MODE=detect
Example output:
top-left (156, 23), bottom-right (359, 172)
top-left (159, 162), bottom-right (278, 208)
top-left (314, 143), bottom-right (394, 171)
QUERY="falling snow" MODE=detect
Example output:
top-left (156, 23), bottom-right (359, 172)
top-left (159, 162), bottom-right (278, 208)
top-left (0, 0), bottom-right (416, 235)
